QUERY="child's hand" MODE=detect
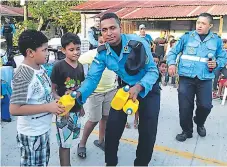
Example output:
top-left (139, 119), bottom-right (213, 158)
top-left (79, 107), bottom-right (85, 117)
top-left (46, 100), bottom-right (65, 115)
top-left (54, 95), bottom-right (61, 100)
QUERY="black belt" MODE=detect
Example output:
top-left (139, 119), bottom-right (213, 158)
top-left (117, 77), bottom-right (128, 88)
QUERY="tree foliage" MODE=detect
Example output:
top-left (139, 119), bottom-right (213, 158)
top-left (28, 0), bottom-right (82, 33)
top-left (13, 20), bottom-right (38, 46)
top-left (0, 0), bottom-right (21, 7)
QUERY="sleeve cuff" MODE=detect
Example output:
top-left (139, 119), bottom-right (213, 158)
top-left (77, 87), bottom-right (87, 104)
top-left (137, 82), bottom-right (149, 98)
top-left (167, 60), bottom-right (176, 66)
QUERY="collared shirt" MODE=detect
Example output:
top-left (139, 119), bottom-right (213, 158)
top-left (88, 27), bottom-right (99, 48)
top-left (167, 30), bottom-right (227, 80)
top-left (140, 34), bottom-right (153, 45)
top-left (77, 34), bottom-right (159, 104)
top-left (0, 23), bottom-right (16, 35)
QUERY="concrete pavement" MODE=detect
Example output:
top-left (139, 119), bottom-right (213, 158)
top-left (1, 83), bottom-right (227, 166)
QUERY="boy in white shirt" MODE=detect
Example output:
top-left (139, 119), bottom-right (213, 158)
top-left (10, 30), bottom-right (64, 166)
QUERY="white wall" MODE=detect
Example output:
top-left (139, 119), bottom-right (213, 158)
top-left (134, 29), bottom-right (186, 40)
top-left (221, 16), bottom-right (227, 39)
top-left (133, 16), bottom-right (227, 40)
top-left (80, 13), bottom-right (227, 40)
top-left (80, 13), bottom-right (98, 39)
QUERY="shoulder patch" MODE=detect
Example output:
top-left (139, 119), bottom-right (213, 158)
top-left (128, 40), bottom-right (141, 48)
top-left (97, 45), bottom-right (107, 53)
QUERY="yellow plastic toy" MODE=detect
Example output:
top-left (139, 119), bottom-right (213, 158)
top-left (58, 91), bottom-right (77, 116)
top-left (123, 99), bottom-right (139, 115)
top-left (111, 85), bottom-right (130, 110)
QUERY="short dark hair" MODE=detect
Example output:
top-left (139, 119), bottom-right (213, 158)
top-left (198, 13), bottom-right (213, 24)
top-left (159, 60), bottom-right (167, 66)
top-left (18, 30), bottom-right (48, 57)
top-left (61, 32), bottom-right (81, 48)
top-left (223, 39), bottom-right (227, 43)
top-left (100, 13), bottom-right (121, 26)
top-left (152, 52), bottom-right (158, 59)
top-left (170, 39), bottom-right (177, 47)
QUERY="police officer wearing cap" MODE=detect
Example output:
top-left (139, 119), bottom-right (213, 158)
top-left (88, 17), bottom-right (101, 50)
top-left (76, 13), bottom-right (160, 166)
top-left (138, 24), bottom-right (154, 52)
top-left (167, 13), bottom-right (227, 142)
top-left (1, 17), bottom-right (16, 57)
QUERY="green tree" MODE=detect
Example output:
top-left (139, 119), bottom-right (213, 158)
top-left (28, 0), bottom-right (82, 33)
top-left (0, 0), bottom-right (21, 7)
top-left (13, 20), bottom-right (38, 46)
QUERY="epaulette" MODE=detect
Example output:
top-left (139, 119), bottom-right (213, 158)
top-left (128, 40), bottom-right (141, 48)
top-left (185, 32), bottom-right (189, 34)
top-left (213, 33), bottom-right (221, 38)
top-left (97, 45), bottom-right (107, 53)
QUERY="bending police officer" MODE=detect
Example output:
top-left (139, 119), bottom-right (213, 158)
top-left (76, 13), bottom-right (160, 166)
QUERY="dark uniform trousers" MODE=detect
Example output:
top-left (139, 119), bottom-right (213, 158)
top-left (105, 81), bottom-right (160, 166)
top-left (4, 33), bottom-right (13, 57)
top-left (178, 76), bottom-right (213, 133)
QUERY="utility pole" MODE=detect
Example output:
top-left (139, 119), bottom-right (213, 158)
top-left (20, 0), bottom-right (28, 29)
top-left (20, 0), bottom-right (28, 21)
top-left (24, 1), bottom-right (28, 22)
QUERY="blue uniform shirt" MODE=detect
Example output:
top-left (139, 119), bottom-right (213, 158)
top-left (141, 34), bottom-right (153, 45)
top-left (88, 28), bottom-right (98, 48)
top-left (167, 30), bottom-right (227, 80)
top-left (1, 80), bottom-right (12, 98)
top-left (0, 24), bottom-right (16, 35)
top-left (78, 34), bottom-right (159, 104)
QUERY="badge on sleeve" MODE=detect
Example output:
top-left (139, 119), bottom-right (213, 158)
top-left (124, 46), bottom-right (128, 52)
top-left (145, 55), bottom-right (149, 64)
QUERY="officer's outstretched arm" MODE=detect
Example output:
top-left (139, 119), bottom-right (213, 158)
top-left (137, 41), bottom-right (159, 97)
top-left (215, 38), bottom-right (227, 70)
top-left (88, 28), bottom-right (98, 47)
top-left (138, 55), bottom-right (159, 97)
top-left (167, 34), bottom-right (186, 66)
top-left (77, 53), bottom-right (106, 104)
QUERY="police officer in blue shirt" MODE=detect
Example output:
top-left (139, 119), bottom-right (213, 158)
top-left (88, 17), bottom-right (101, 50)
top-left (167, 13), bottom-right (227, 142)
top-left (138, 24), bottom-right (154, 52)
top-left (76, 13), bottom-right (160, 166)
top-left (1, 17), bottom-right (16, 58)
